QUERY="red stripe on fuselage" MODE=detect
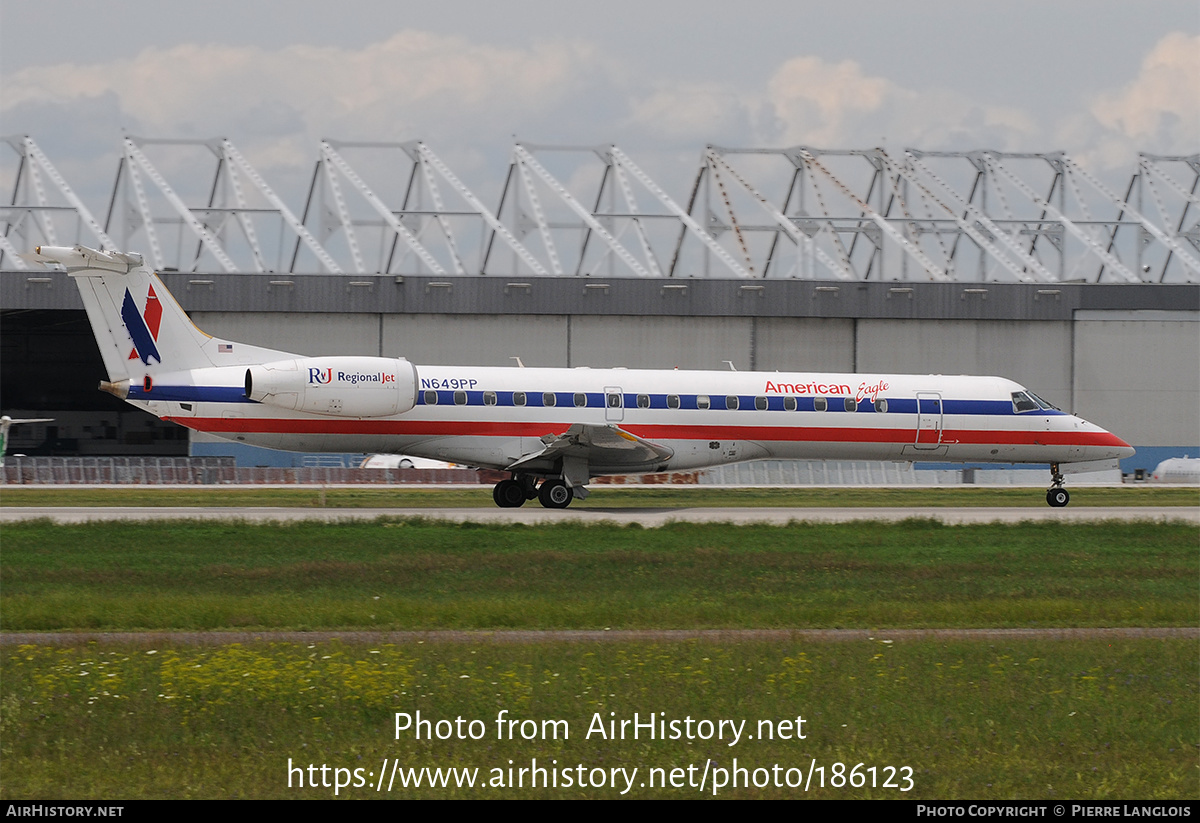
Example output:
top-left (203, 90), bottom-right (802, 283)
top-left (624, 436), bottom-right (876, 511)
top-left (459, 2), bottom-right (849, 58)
top-left (166, 416), bottom-right (1130, 448)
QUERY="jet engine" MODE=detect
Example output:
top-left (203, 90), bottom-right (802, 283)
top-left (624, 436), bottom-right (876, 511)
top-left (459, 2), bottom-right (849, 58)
top-left (245, 357), bottom-right (418, 418)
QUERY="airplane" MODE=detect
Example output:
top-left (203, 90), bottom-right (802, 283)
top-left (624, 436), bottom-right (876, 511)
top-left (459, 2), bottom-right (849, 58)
top-left (29, 244), bottom-right (1134, 508)
top-left (0, 415), bottom-right (55, 467)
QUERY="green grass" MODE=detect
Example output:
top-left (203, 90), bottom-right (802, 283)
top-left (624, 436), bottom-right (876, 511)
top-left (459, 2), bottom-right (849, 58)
top-left (3, 519), bottom-right (1195, 631)
top-left (2, 638), bottom-right (1194, 799)
top-left (1, 485), bottom-right (1197, 508)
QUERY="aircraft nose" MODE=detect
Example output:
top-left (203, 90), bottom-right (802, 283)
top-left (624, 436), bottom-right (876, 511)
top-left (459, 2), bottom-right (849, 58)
top-left (1103, 431), bottom-right (1135, 460)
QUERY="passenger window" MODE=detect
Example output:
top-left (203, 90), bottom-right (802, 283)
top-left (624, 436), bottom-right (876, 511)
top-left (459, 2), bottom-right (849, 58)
top-left (667, 394), bottom-right (680, 409)
top-left (755, 396), bottom-right (767, 411)
top-left (637, 394), bottom-right (650, 409)
top-left (726, 395), bottom-right (739, 410)
top-left (454, 390), bottom-right (467, 405)
top-left (543, 392), bottom-right (556, 407)
top-left (814, 397), bottom-right (827, 412)
top-left (424, 390), bottom-right (438, 405)
top-left (843, 397), bottom-right (857, 412)
top-left (574, 392), bottom-right (587, 407)
top-left (607, 393), bottom-right (622, 408)
top-left (697, 395), bottom-right (710, 410)
top-left (875, 398), bottom-right (888, 413)
top-left (1011, 391), bottom-right (1039, 413)
top-left (483, 391), bottom-right (497, 406)
top-left (783, 397), bottom-right (797, 412)
top-left (513, 391), bottom-right (526, 407)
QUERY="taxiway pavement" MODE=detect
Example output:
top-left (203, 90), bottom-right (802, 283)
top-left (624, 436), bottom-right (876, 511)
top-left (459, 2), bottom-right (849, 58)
top-left (2, 505), bottom-right (1195, 526)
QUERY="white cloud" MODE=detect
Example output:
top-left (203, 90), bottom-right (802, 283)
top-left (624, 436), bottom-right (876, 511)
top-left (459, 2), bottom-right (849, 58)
top-left (1086, 32), bottom-right (1200, 160)
top-left (3, 30), bottom-right (606, 150)
top-left (761, 55), bottom-right (1039, 151)
top-left (3, 26), bottom-right (1194, 195)
top-left (624, 82), bottom-right (756, 144)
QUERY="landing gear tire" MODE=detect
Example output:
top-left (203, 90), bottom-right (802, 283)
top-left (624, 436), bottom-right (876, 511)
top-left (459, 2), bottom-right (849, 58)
top-left (1045, 462), bottom-right (1069, 508)
top-left (538, 479), bottom-right (573, 509)
top-left (1046, 487), bottom-right (1069, 508)
top-left (493, 479), bottom-right (527, 508)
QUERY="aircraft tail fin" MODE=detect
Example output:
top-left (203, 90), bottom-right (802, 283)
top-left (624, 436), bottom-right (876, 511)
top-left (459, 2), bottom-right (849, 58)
top-left (34, 245), bottom-right (290, 387)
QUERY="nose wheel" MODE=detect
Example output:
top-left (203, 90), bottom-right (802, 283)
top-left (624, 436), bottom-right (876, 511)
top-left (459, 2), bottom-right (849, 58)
top-left (1046, 487), bottom-right (1070, 507)
top-left (1045, 463), bottom-right (1069, 508)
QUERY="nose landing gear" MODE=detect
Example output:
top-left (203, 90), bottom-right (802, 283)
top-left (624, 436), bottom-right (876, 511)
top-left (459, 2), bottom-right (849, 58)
top-left (1046, 463), bottom-right (1070, 507)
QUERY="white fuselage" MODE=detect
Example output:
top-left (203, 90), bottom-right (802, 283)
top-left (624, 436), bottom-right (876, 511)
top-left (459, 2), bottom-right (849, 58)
top-left (136, 365), bottom-right (1131, 475)
top-left (36, 243), bottom-right (1133, 506)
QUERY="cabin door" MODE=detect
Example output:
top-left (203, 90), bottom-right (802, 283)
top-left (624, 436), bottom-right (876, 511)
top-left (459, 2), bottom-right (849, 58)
top-left (604, 386), bottom-right (624, 423)
top-left (914, 392), bottom-right (943, 449)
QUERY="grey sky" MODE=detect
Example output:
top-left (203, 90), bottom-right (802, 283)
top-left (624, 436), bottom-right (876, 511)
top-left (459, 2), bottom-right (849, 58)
top-left (5, 1), bottom-right (1195, 101)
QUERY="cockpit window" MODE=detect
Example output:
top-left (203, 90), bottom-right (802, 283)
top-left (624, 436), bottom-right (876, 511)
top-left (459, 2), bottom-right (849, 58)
top-left (1011, 391), bottom-right (1039, 413)
top-left (1029, 392), bottom-right (1060, 411)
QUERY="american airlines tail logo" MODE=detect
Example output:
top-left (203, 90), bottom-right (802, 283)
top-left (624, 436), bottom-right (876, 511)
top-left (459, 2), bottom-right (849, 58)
top-left (121, 286), bottom-right (163, 366)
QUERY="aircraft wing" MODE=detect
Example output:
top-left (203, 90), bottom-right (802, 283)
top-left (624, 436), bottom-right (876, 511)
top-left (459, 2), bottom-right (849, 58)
top-left (506, 423), bottom-right (674, 475)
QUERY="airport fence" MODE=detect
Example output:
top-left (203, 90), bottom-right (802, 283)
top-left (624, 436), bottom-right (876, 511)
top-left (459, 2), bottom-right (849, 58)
top-left (0, 457), bottom-right (484, 485)
top-left (0, 456), bottom-right (1124, 487)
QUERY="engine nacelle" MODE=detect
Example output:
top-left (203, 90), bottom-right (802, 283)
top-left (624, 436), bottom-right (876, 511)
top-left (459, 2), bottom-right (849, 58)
top-left (245, 357), bottom-right (418, 418)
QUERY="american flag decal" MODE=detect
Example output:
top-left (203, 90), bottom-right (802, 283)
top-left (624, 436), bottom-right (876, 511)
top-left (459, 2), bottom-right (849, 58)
top-left (218, 344), bottom-right (233, 353)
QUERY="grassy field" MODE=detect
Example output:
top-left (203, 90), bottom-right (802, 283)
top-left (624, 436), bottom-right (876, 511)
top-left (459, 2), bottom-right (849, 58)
top-left (1, 484), bottom-right (1197, 508)
top-left (3, 515), bottom-right (1195, 800)
top-left (3, 519), bottom-right (1195, 631)
top-left (2, 637), bottom-right (1194, 799)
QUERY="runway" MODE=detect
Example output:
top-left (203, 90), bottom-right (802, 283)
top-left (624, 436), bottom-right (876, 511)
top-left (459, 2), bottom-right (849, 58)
top-left (2, 505), bottom-right (1195, 526)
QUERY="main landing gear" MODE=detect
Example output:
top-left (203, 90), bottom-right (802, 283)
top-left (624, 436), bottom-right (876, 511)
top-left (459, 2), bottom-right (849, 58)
top-left (492, 478), bottom-right (529, 508)
top-left (537, 479), bottom-right (573, 509)
top-left (492, 475), bottom-right (575, 509)
top-left (1045, 463), bottom-right (1070, 508)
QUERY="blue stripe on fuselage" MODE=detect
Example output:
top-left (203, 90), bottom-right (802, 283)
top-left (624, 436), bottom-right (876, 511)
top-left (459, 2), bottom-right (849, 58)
top-left (126, 385), bottom-right (1071, 415)
top-left (128, 385), bottom-right (252, 403)
top-left (412, 390), bottom-right (1069, 416)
